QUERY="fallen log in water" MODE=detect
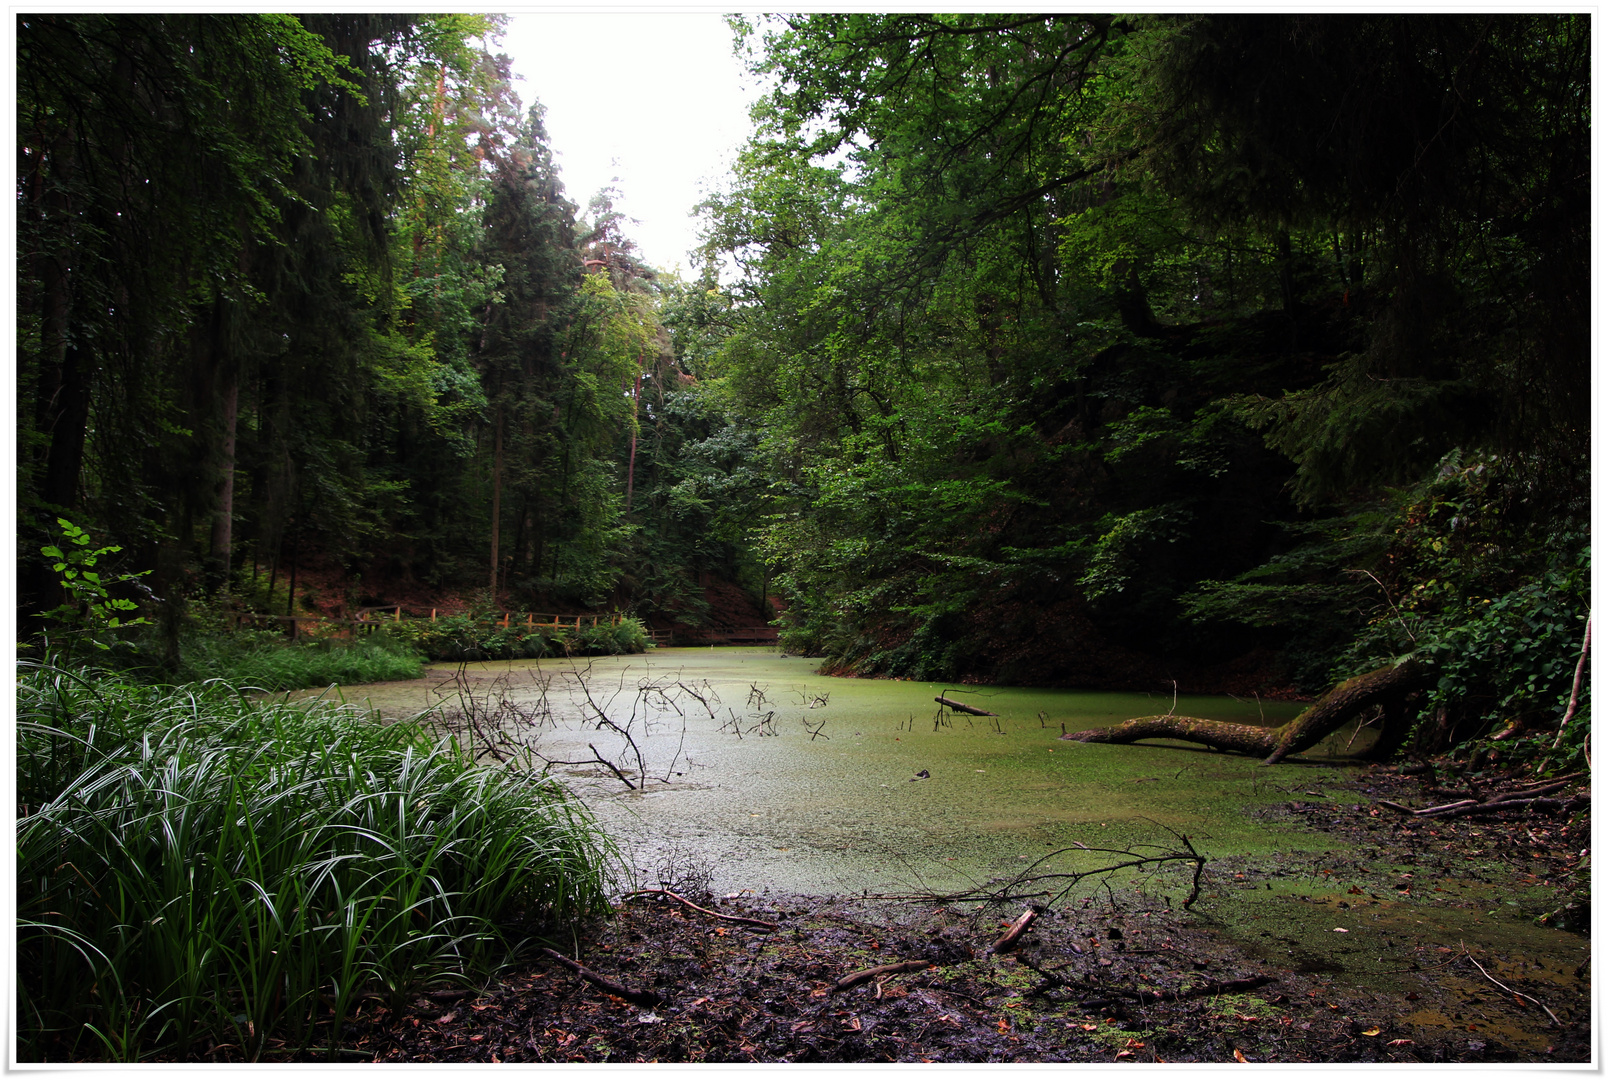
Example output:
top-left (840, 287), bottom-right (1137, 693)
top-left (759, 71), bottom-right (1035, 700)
top-left (935, 695), bottom-right (998, 717)
top-left (1061, 661), bottom-right (1426, 764)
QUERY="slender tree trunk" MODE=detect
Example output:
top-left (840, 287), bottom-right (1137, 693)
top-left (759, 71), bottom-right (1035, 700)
top-left (285, 524), bottom-right (299, 620)
top-left (489, 403), bottom-right (504, 598)
top-left (34, 130), bottom-right (87, 516)
top-left (626, 364), bottom-right (642, 512)
top-left (207, 364), bottom-right (239, 591)
top-left (1276, 230), bottom-right (1298, 313)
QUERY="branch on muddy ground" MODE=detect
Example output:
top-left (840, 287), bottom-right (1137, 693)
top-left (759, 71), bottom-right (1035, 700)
top-left (621, 888), bottom-right (779, 931)
top-left (1377, 788), bottom-right (1587, 820)
top-left (887, 831), bottom-right (1210, 913)
top-left (988, 906), bottom-right (1041, 954)
top-left (831, 959), bottom-right (934, 993)
top-left (1061, 974), bottom-right (1275, 1009)
top-left (1464, 952), bottom-right (1562, 1027)
top-left (540, 947), bottom-right (663, 1009)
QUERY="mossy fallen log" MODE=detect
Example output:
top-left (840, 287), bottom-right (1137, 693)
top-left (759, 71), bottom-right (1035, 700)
top-left (1060, 660), bottom-right (1427, 764)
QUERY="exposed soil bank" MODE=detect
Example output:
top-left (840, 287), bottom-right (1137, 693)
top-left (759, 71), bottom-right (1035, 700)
top-left (173, 762), bottom-right (1589, 1064)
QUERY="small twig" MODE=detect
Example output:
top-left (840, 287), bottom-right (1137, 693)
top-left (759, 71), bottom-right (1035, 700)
top-left (622, 888), bottom-right (778, 931)
top-left (1465, 952), bottom-right (1562, 1027)
top-left (1345, 568), bottom-right (1416, 643)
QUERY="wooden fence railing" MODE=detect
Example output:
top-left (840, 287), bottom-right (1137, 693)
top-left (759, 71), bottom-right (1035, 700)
top-left (228, 608), bottom-right (626, 640)
top-left (227, 607), bottom-right (777, 647)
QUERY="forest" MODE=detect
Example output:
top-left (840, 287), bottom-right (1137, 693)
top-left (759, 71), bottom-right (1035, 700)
top-left (15, 13), bottom-right (1592, 1063)
top-left (19, 11), bottom-right (1591, 754)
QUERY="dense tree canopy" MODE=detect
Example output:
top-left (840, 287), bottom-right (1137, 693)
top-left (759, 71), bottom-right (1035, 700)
top-left (16, 14), bottom-right (1587, 762)
top-left (17, 14), bottom-right (757, 652)
top-left (694, 13), bottom-right (1588, 756)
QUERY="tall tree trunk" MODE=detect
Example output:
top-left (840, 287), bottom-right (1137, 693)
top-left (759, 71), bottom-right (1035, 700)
top-left (1062, 661), bottom-right (1427, 764)
top-left (35, 131), bottom-right (89, 516)
top-left (1276, 229), bottom-right (1298, 313)
top-left (489, 403), bottom-right (504, 598)
top-left (206, 353), bottom-right (239, 593)
top-left (284, 517), bottom-right (300, 630)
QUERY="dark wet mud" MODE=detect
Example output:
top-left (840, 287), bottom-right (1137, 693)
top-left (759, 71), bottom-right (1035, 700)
top-left (179, 761), bottom-right (1589, 1064)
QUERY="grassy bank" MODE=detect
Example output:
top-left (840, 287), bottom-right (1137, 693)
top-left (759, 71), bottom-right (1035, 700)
top-left (17, 663), bottom-right (617, 1062)
top-left (171, 627), bottom-right (426, 689)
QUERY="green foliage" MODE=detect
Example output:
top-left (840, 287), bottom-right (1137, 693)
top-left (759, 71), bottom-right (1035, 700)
top-left (696, 13), bottom-right (1587, 712)
top-left (169, 629), bottom-right (425, 691)
top-left (388, 612), bottom-right (651, 663)
top-left (35, 519), bottom-right (152, 658)
top-left (1335, 452), bottom-right (1590, 758)
top-left (17, 662), bottom-right (615, 1061)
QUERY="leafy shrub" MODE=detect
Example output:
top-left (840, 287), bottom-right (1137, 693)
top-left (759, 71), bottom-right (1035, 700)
top-left (389, 613), bottom-right (652, 662)
top-left (1340, 451), bottom-right (1589, 760)
top-left (17, 663), bottom-right (616, 1061)
top-left (31, 518), bottom-right (153, 663)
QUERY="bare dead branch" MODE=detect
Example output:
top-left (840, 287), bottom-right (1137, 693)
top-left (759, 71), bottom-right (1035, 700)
top-left (831, 959), bottom-right (933, 993)
top-left (540, 947), bottom-right (663, 1009)
top-left (621, 888), bottom-right (779, 931)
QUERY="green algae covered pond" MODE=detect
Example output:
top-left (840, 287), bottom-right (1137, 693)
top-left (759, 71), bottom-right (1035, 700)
top-left (322, 647), bottom-right (1353, 896)
top-left (308, 648), bottom-right (1591, 1061)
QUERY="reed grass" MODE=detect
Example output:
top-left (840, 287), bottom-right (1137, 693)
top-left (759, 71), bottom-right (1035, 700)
top-left (17, 662), bottom-right (616, 1061)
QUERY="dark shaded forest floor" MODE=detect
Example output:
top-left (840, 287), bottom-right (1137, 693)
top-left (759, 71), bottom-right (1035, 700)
top-left (185, 761), bottom-right (1589, 1064)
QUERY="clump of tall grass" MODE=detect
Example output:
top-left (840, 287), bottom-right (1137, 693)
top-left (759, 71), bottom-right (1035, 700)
top-left (169, 627), bottom-right (425, 690)
top-left (17, 662), bottom-right (617, 1062)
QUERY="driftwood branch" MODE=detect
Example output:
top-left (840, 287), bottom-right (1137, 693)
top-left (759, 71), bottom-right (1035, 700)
top-left (621, 888), bottom-right (779, 931)
top-left (541, 947), bottom-right (663, 1008)
top-left (832, 959), bottom-right (933, 993)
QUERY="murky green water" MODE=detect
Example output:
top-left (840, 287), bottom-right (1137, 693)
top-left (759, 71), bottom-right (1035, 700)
top-left (322, 648), bottom-right (1356, 896)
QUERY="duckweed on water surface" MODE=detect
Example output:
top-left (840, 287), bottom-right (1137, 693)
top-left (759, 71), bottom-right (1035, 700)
top-left (329, 649), bottom-right (1348, 895)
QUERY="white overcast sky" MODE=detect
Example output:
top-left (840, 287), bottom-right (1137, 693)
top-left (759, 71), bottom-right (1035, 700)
top-left (499, 12), bottom-right (762, 276)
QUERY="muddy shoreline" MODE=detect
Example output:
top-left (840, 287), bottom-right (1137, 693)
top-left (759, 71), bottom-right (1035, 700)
top-left (175, 761), bottom-right (1589, 1064)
